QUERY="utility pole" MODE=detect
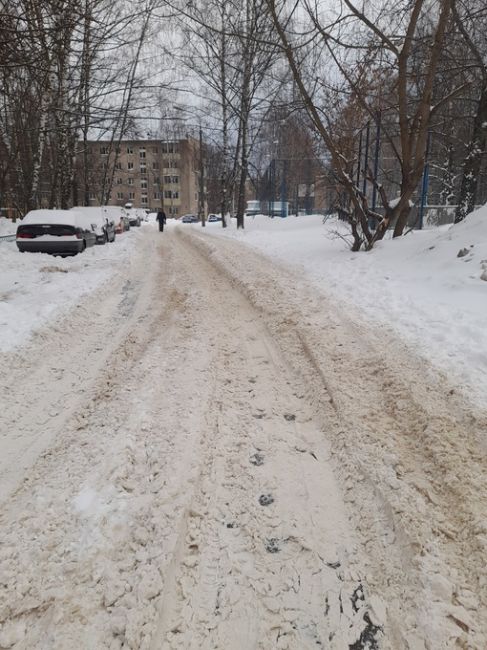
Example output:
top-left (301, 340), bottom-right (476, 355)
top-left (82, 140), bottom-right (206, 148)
top-left (280, 159), bottom-right (287, 217)
top-left (199, 125), bottom-right (205, 226)
top-left (370, 111), bottom-right (382, 230)
top-left (362, 121), bottom-right (370, 196)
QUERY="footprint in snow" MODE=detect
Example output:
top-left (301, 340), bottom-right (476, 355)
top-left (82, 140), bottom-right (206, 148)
top-left (250, 452), bottom-right (265, 466)
top-left (259, 494), bottom-right (274, 506)
top-left (265, 538), bottom-right (281, 553)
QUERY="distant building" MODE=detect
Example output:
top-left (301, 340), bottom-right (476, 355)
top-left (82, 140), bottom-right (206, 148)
top-left (77, 136), bottom-right (205, 217)
top-left (246, 200), bottom-right (261, 215)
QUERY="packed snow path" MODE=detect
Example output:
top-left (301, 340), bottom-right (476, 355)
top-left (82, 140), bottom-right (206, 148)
top-left (0, 226), bottom-right (486, 649)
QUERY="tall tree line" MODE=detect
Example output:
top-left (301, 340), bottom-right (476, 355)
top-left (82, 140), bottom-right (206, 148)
top-left (171, 0), bottom-right (487, 244)
top-left (0, 0), bottom-right (159, 216)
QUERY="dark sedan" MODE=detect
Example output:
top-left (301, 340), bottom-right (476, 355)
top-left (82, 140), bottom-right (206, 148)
top-left (16, 210), bottom-right (97, 256)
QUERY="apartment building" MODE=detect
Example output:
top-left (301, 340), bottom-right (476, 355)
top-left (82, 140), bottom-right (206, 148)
top-left (79, 136), bottom-right (205, 216)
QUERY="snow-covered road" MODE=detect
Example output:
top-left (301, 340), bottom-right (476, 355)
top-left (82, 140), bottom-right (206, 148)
top-left (0, 226), bottom-right (486, 649)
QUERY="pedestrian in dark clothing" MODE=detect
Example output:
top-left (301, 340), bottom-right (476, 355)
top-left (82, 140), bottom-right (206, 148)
top-left (156, 209), bottom-right (166, 232)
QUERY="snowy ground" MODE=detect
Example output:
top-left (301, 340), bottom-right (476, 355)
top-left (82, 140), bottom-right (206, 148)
top-left (0, 220), bottom-right (143, 351)
top-left (0, 218), bottom-right (486, 649)
top-left (204, 208), bottom-right (487, 410)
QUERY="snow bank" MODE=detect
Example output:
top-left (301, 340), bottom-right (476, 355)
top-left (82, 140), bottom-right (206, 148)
top-left (0, 217), bottom-right (15, 236)
top-left (206, 207), bottom-right (487, 408)
top-left (0, 230), bottom-right (142, 352)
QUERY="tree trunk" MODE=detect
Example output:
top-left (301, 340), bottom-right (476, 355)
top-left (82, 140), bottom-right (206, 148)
top-left (30, 91), bottom-right (49, 210)
top-left (455, 83), bottom-right (487, 223)
top-left (392, 204), bottom-right (412, 238)
top-left (219, 3), bottom-right (228, 228)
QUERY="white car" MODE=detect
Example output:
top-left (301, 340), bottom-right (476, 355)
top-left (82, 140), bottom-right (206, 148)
top-left (102, 206), bottom-right (128, 234)
top-left (122, 206), bottom-right (146, 227)
top-left (71, 207), bottom-right (116, 244)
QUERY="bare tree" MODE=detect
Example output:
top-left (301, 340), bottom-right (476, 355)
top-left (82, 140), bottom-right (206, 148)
top-left (452, 0), bottom-right (487, 222)
top-left (174, 0), bottom-right (281, 228)
top-left (0, 0), bottom-right (161, 214)
top-left (265, 0), bottom-right (456, 249)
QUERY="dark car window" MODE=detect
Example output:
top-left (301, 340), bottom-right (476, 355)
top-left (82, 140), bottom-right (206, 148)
top-left (17, 224), bottom-right (77, 237)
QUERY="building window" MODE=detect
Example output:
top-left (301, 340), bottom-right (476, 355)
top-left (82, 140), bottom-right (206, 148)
top-left (152, 146), bottom-right (158, 154)
top-left (163, 175), bottom-right (171, 184)
top-left (162, 142), bottom-right (178, 154)
top-left (117, 192), bottom-right (124, 199)
top-left (153, 177), bottom-right (160, 185)
top-left (128, 162), bottom-right (134, 170)
top-left (172, 191), bottom-right (179, 199)
top-left (152, 161), bottom-right (159, 170)
top-left (116, 178), bottom-right (123, 184)
top-left (141, 180), bottom-right (147, 189)
top-left (100, 146), bottom-right (109, 155)
top-left (139, 148), bottom-right (146, 158)
top-left (154, 192), bottom-right (160, 199)
top-left (115, 162), bottom-right (122, 170)
top-left (171, 176), bottom-right (179, 184)
top-left (127, 146), bottom-right (133, 154)
top-left (129, 192), bottom-right (135, 199)
top-left (128, 177), bottom-right (134, 185)
top-left (171, 206), bottom-right (178, 215)
top-left (140, 165), bottom-right (147, 175)
top-left (141, 196), bottom-right (148, 205)
top-left (164, 190), bottom-right (172, 199)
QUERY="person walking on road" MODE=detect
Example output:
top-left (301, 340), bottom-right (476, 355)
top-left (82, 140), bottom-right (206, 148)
top-left (156, 209), bottom-right (167, 232)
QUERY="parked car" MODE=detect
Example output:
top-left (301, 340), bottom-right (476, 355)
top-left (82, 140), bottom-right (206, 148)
top-left (71, 207), bottom-right (116, 244)
top-left (16, 209), bottom-right (96, 256)
top-left (181, 214), bottom-right (198, 223)
top-left (107, 207), bottom-right (130, 234)
top-left (207, 214), bottom-right (221, 222)
top-left (123, 206), bottom-right (141, 227)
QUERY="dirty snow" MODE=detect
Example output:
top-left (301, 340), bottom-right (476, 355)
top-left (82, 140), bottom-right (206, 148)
top-left (0, 216), bottom-right (486, 649)
top-left (0, 223), bottom-right (144, 352)
top-left (207, 207), bottom-right (487, 409)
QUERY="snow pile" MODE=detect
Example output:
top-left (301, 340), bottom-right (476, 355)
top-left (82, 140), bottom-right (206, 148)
top-left (0, 217), bottom-right (15, 236)
top-left (206, 207), bottom-right (487, 408)
top-left (0, 230), bottom-right (141, 352)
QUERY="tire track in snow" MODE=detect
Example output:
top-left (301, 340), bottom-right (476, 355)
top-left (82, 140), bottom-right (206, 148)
top-left (183, 227), bottom-right (487, 649)
top-left (148, 234), bottom-right (382, 649)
